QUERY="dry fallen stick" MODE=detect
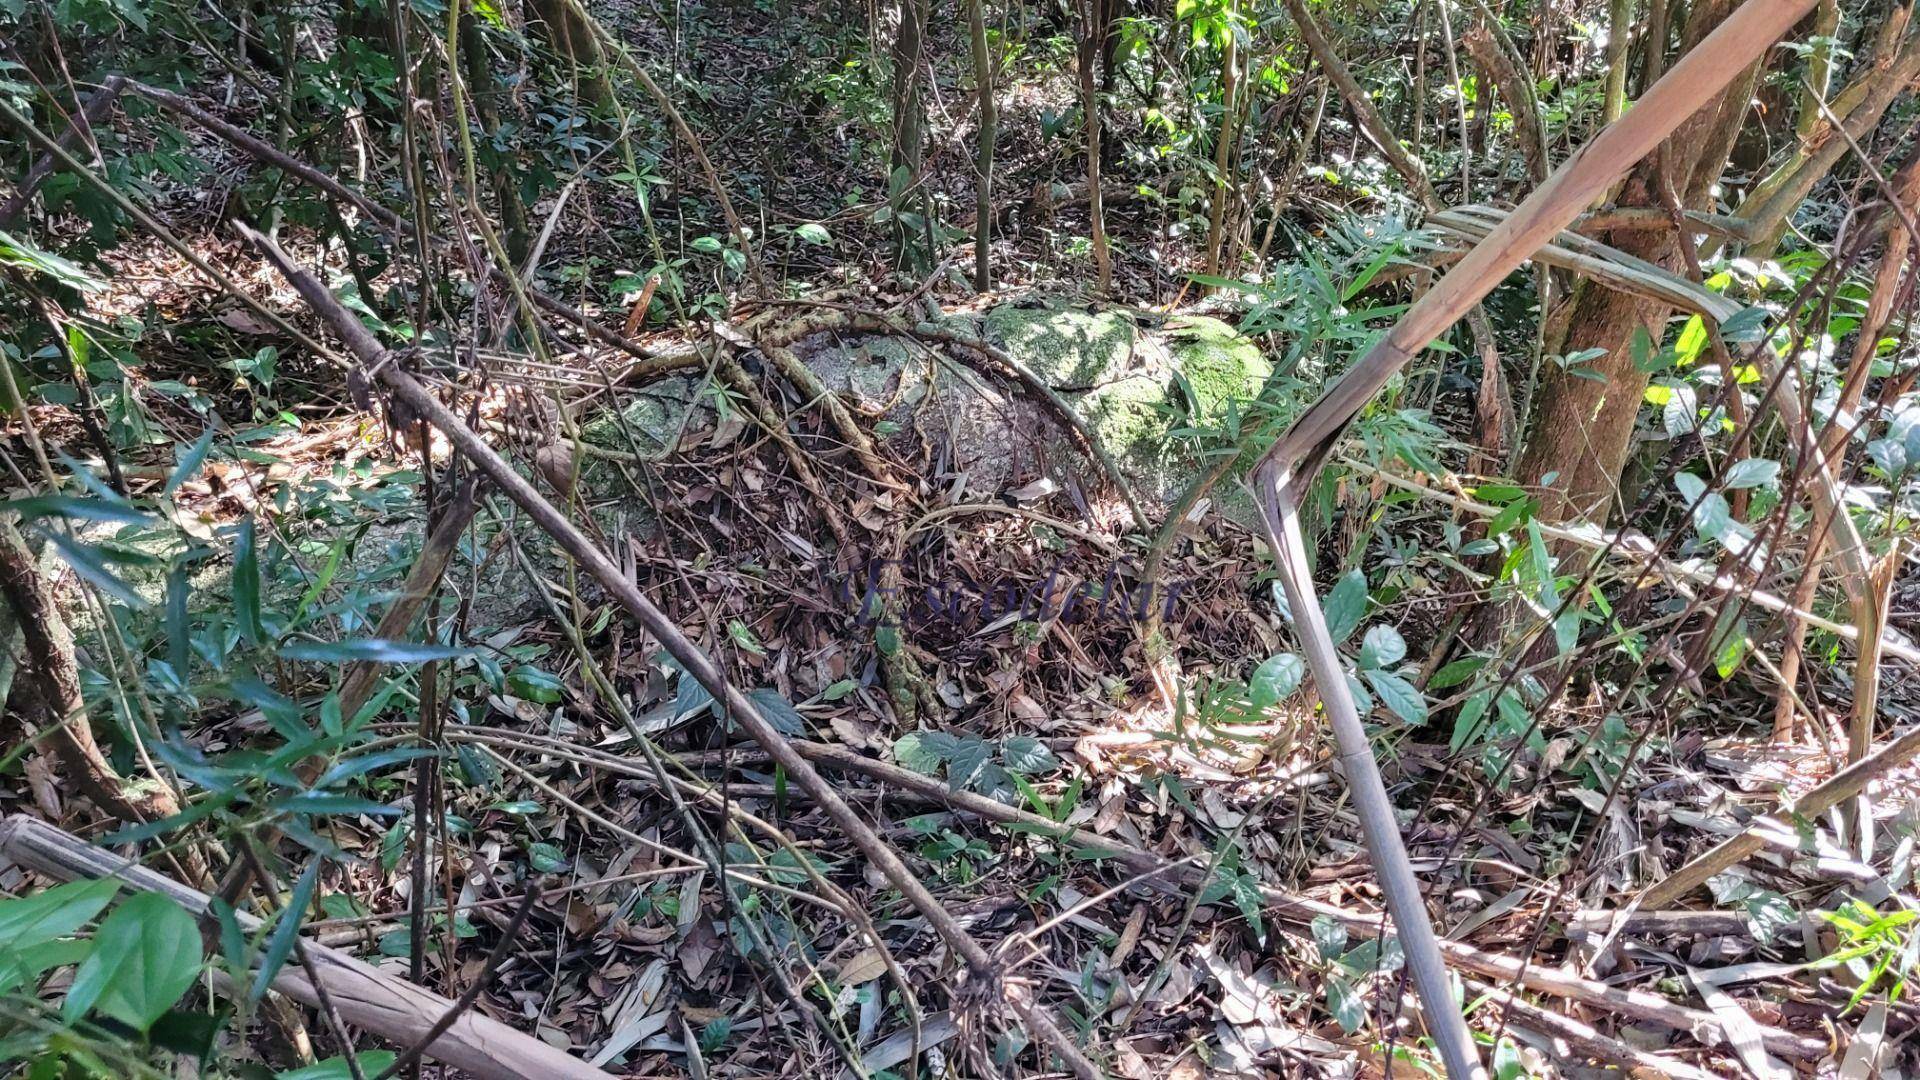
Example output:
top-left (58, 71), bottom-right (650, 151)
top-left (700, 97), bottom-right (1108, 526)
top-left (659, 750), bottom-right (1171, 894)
top-left (0, 815), bottom-right (613, 1080)
top-left (239, 225), bottom-right (1103, 1080)
top-left (755, 741), bottom-right (1830, 1060)
top-left (1640, 721), bottom-right (1920, 907)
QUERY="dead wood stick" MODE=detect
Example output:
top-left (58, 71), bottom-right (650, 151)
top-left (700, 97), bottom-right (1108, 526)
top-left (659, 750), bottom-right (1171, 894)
top-left (766, 741), bottom-right (1829, 1061)
top-left (1640, 720), bottom-right (1920, 907)
top-left (1467, 979), bottom-right (1721, 1080)
top-left (238, 225), bottom-right (1102, 1080)
top-left (0, 76), bottom-right (125, 228)
top-left (0, 814), bottom-right (613, 1080)
top-left (337, 480), bottom-right (481, 720)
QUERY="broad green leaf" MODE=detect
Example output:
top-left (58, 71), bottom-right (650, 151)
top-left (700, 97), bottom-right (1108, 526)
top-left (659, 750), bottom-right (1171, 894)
top-left (1357, 625), bottom-right (1406, 669)
top-left (672, 674), bottom-right (714, 720)
top-left (0, 230), bottom-right (105, 292)
top-left (999, 735), bottom-right (1058, 774)
top-left (1248, 653), bottom-right (1305, 709)
top-left (1362, 669), bottom-right (1427, 726)
top-left (507, 665), bottom-right (563, 703)
top-left (794, 222), bottom-right (831, 245)
top-left (747, 687), bottom-right (805, 735)
top-left (1723, 457), bottom-right (1780, 489)
top-left (892, 732), bottom-right (943, 774)
top-left (0, 880), bottom-right (119, 951)
top-left (1321, 570), bottom-right (1368, 643)
top-left (527, 842), bottom-right (570, 873)
top-left (63, 893), bottom-right (202, 1031)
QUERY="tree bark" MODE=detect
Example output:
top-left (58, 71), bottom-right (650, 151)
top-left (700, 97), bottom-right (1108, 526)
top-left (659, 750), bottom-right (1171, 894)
top-left (0, 524), bottom-right (180, 825)
top-left (527, 0), bottom-right (614, 110)
top-left (887, 0), bottom-right (934, 269)
top-left (1078, 0), bottom-right (1112, 292)
top-left (1513, 0), bottom-right (1766, 520)
top-left (968, 0), bottom-right (995, 290)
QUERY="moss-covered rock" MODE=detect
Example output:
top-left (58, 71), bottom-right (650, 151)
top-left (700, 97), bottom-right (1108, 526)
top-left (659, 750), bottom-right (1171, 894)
top-left (1165, 314), bottom-right (1271, 421)
top-left (983, 302), bottom-right (1138, 387)
top-left (579, 375), bottom-right (702, 459)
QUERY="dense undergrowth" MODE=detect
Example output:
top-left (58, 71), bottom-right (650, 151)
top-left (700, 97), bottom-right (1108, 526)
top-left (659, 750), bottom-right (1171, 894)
top-left (1, 0), bottom-right (1919, 1076)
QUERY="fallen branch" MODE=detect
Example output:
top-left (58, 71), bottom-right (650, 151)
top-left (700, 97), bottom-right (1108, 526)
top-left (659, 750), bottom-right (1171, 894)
top-left (239, 225), bottom-right (1103, 1080)
top-left (0, 815), bottom-right (613, 1080)
top-left (1640, 720), bottom-right (1920, 907)
top-left (1468, 979), bottom-right (1721, 1080)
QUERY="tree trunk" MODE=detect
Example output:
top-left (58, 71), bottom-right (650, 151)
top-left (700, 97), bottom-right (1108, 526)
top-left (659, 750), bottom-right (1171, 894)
top-left (1512, 0), bottom-right (1765, 520)
top-left (1078, 0), bottom-right (1112, 292)
top-left (462, 14), bottom-right (532, 264)
top-left (968, 0), bottom-right (995, 291)
top-left (0, 524), bottom-right (181, 825)
top-left (528, 0), bottom-right (614, 110)
top-left (888, 0), bottom-right (934, 269)
top-left (1204, 5), bottom-right (1239, 278)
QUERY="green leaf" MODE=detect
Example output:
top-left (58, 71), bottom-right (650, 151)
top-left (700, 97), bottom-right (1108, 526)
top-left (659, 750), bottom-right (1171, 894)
top-left (234, 517), bottom-right (262, 645)
top-left (1325, 973), bottom-right (1365, 1032)
top-left (821, 678), bottom-right (858, 701)
top-left (251, 860), bottom-right (320, 1002)
top-left (747, 687), bottom-right (806, 735)
top-left (1311, 915), bottom-right (1348, 961)
top-left (1248, 653), bottom-right (1305, 709)
top-left (2, 496), bottom-right (151, 526)
top-left (0, 230), bottom-right (105, 292)
top-left (164, 427), bottom-right (216, 497)
top-left (794, 222), bottom-right (831, 245)
top-left (1321, 570), bottom-right (1368, 643)
top-left (1357, 625), bottom-right (1406, 669)
top-left (944, 737), bottom-right (992, 790)
top-left (507, 665), bottom-right (563, 703)
top-left (275, 1052), bottom-right (398, 1080)
top-left (893, 732), bottom-right (944, 774)
top-left (527, 842), bottom-right (570, 872)
top-left (280, 639), bottom-right (469, 663)
top-left (999, 735), bottom-right (1058, 774)
top-left (63, 893), bottom-right (202, 1032)
top-left (37, 528), bottom-right (148, 609)
top-left (672, 675), bottom-right (714, 721)
top-left (1723, 457), bottom-right (1780, 489)
top-left (0, 880), bottom-right (119, 951)
top-left (689, 235), bottom-right (723, 253)
top-left (1362, 669), bottom-right (1427, 726)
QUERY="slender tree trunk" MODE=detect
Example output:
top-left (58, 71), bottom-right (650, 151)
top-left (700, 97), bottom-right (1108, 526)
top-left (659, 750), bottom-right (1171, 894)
top-left (461, 13), bottom-right (532, 264)
top-left (528, 0), bottom-right (614, 111)
top-left (1078, 0), bottom-right (1112, 292)
top-left (1204, 5), bottom-right (1239, 278)
top-left (887, 0), bottom-right (934, 269)
top-left (968, 0), bottom-right (996, 290)
top-left (1603, 0), bottom-right (1634, 124)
